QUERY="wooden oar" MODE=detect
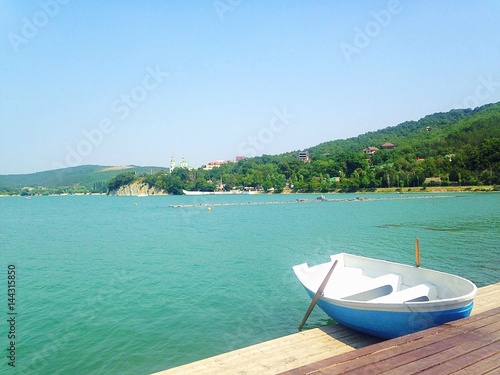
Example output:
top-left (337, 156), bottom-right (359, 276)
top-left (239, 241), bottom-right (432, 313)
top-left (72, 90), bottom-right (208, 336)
top-left (298, 260), bottom-right (338, 331)
top-left (415, 237), bottom-right (421, 268)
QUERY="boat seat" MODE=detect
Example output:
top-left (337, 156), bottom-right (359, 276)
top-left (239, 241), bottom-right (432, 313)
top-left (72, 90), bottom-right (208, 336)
top-left (327, 267), bottom-right (364, 286)
top-left (332, 266), bottom-right (364, 280)
top-left (369, 283), bottom-right (438, 303)
top-left (323, 267), bottom-right (363, 295)
top-left (336, 273), bottom-right (402, 301)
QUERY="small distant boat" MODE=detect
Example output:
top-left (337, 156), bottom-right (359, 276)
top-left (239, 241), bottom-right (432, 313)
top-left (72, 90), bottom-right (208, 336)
top-left (242, 187), bottom-right (260, 194)
top-left (293, 252), bottom-right (477, 339)
top-left (182, 190), bottom-right (215, 195)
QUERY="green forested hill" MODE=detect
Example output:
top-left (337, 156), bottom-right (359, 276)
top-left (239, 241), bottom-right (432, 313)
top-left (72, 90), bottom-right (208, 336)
top-left (309, 103), bottom-right (500, 157)
top-left (2, 102), bottom-right (499, 195)
top-left (0, 165), bottom-right (165, 195)
top-left (164, 102), bottom-right (499, 193)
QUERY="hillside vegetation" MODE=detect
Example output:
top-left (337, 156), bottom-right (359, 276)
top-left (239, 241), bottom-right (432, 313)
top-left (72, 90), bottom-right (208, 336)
top-left (111, 102), bottom-right (500, 194)
top-left (1, 102), bottom-right (499, 195)
top-left (0, 165), bottom-right (164, 195)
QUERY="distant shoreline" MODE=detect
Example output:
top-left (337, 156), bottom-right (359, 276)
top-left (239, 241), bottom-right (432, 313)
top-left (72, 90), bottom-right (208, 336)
top-left (0, 186), bottom-right (496, 197)
top-left (281, 185), bottom-right (497, 194)
top-left (373, 186), bottom-right (495, 193)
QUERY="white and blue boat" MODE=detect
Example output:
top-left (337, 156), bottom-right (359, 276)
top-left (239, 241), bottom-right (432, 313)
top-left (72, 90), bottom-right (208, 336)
top-left (293, 253), bottom-right (477, 339)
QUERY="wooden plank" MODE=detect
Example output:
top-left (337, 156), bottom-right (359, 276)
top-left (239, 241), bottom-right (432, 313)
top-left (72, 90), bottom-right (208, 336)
top-left (155, 326), bottom-right (380, 375)
top-left (316, 312), bottom-right (499, 375)
top-left (451, 352), bottom-right (500, 375)
top-left (471, 283), bottom-right (500, 315)
top-left (417, 340), bottom-right (500, 375)
top-left (280, 307), bottom-right (500, 375)
top-left (383, 323), bottom-right (500, 375)
top-left (382, 317), bottom-right (500, 374)
top-left (352, 332), bottom-right (490, 374)
top-left (236, 330), bottom-right (379, 371)
top-left (472, 284), bottom-right (500, 314)
top-left (297, 300), bottom-right (500, 374)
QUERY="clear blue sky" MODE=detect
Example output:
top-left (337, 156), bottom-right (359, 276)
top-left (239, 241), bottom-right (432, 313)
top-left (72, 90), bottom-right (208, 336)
top-left (1, 1), bottom-right (499, 174)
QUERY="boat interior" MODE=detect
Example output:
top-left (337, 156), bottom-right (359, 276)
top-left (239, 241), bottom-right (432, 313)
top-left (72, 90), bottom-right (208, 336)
top-left (326, 267), bottom-right (438, 303)
top-left (294, 253), bottom-right (476, 305)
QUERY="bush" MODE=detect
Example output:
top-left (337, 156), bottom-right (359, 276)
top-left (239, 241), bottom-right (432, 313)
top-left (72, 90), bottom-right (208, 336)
top-left (108, 172), bottom-right (138, 192)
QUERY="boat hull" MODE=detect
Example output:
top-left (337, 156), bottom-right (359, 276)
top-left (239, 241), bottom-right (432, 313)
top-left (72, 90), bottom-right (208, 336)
top-left (294, 253), bottom-right (477, 339)
top-left (306, 289), bottom-right (474, 339)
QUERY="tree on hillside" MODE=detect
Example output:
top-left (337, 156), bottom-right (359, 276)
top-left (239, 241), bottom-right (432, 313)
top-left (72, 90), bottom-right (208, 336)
top-left (108, 172), bottom-right (138, 192)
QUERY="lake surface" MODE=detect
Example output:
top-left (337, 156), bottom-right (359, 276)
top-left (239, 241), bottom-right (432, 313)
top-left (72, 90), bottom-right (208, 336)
top-left (1, 193), bottom-right (499, 374)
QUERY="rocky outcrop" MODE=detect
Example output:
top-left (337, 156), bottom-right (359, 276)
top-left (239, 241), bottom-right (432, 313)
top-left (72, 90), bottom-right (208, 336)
top-left (108, 182), bottom-right (167, 196)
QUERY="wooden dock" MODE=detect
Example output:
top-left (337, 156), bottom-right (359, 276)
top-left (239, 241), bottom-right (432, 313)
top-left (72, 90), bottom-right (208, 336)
top-left (281, 306), bottom-right (500, 374)
top-left (152, 283), bottom-right (500, 374)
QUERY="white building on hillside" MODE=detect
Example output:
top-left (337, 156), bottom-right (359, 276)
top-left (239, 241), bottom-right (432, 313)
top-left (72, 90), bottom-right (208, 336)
top-left (169, 156), bottom-right (192, 172)
top-left (169, 156), bottom-right (175, 173)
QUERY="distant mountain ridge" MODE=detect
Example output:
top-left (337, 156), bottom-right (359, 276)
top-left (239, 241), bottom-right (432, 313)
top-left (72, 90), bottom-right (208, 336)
top-left (0, 165), bottom-right (165, 193)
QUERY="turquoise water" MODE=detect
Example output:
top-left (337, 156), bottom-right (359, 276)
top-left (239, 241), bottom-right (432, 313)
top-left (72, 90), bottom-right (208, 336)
top-left (1, 193), bottom-right (499, 374)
